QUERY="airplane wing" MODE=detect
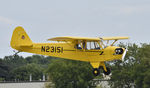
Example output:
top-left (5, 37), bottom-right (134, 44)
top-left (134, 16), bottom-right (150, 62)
top-left (47, 36), bottom-right (129, 41)
top-left (47, 36), bottom-right (100, 41)
top-left (101, 37), bottom-right (129, 40)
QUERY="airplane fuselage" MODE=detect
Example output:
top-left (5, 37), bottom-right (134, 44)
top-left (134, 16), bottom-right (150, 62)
top-left (18, 42), bottom-right (123, 62)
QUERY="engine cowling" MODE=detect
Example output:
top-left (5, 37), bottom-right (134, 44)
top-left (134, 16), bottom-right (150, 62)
top-left (115, 48), bottom-right (124, 55)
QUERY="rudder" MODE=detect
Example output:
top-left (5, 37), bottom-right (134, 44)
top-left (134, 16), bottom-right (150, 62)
top-left (10, 26), bottom-right (33, 50)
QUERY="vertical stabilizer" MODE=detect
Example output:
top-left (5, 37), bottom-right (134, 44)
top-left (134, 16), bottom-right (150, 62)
top-left (10, 26), bottom-right (33, 50)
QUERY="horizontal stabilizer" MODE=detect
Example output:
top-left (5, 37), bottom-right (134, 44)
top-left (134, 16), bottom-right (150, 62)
top-left (19, 44), bottom-right (33, 47)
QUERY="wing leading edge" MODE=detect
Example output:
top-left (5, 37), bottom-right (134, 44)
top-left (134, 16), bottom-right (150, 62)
top-left (102, 37), bottom-right (129, 40)
top-left (47, 36), bottom-right (129, 41)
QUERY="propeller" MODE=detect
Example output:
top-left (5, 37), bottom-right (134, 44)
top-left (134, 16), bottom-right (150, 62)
top-left (122, 49), bottom-right (127, 61)
top-left (122, 41), bottom-right (129, 61)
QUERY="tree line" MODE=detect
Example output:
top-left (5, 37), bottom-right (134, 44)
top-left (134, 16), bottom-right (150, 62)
top-left (0, 43), bottom-right (150, 88)
top-left (110, 43), bottom-right (150, 88)
top-left (0, 55), bottom-right (53, 81)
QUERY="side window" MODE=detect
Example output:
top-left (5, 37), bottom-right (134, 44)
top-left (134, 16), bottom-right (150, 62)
top-left (75, 41), bottom-right (86, 50)
top-left (86, 42), bottom-right (91, 50)
top-left (86, 42), bottom-right (100, 50)
top-left (95, 42), bottom-right (100, 49)
top-left (75, 44), bottom-right (82, 49)
top-left (75, 41), bottom-right (100, 50)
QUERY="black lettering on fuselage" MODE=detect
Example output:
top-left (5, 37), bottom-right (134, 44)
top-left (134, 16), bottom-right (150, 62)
top-left (41, 46), bottom-right (63, 53)
top-left (41, 46), bottom-right (45, 52)
top-left (51, 46), bottom-right (54, 52)
top-left (46, 46), bottom-right (50, 52)
top-left (57, 47), bottom-right (61, 53)
top-left (100, 51), bottom-right (104, 55)
top-left (61, 47), bottom-right (63, 53)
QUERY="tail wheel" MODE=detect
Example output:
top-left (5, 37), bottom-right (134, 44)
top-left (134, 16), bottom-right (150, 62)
top-left (103, 67), bottom-right (111, 75)
top-left (92, 68), bottom-right (100, 76)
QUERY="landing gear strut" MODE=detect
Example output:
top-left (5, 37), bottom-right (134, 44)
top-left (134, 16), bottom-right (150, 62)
top-left (103, 67), bottom-right (111, 75)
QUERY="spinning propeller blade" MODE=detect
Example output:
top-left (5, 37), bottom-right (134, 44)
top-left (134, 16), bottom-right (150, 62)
top-left (122, 49), bottom-right (127, 61)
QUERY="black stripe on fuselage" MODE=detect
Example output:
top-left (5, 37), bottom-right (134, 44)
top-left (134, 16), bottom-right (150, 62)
top-left (63, 49), bottom-right (101, 52)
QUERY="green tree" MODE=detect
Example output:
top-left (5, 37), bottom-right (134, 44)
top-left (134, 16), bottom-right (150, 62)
top-left (143, 69), bottom-right (150, 88)
top-left (0, 59), bottom-right (9, 81)
top-left (109, 43), bottom-right (150, 88)
top-left (11, 63), bottom-right (43, 81)
top-left (133, 44), bottom-right (150, 88)
top-left (25, 55), bottom-right (51, 68)
top-left (3, 55), bottom-right (26, 69)
top-left (47, 59), bottom-right (94, 88)
top-left (0, 55), bottom-right (53, 81)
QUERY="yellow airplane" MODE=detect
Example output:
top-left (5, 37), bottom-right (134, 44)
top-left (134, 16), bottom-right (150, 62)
top-left (10, 26), bottom-right (129, 76)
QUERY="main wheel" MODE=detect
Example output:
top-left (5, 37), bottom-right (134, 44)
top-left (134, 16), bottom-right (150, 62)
top-left (92, 68), bottom-right (100, 76)
top-left (103, 67), bottom-right (111, 75)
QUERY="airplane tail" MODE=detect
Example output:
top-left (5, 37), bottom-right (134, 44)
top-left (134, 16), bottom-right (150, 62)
top-left (10, 26), bottom-right (33, 51)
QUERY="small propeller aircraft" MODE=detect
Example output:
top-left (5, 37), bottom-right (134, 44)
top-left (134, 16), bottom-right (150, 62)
top-left (10, 26), bottom-right (129, 76)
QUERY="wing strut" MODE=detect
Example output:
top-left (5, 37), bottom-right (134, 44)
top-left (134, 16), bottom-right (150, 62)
top-left (111, 40), bottom-right (118, 46)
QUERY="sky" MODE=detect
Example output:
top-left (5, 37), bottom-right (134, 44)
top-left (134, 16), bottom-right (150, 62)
top-left (0, 0), bottom-right (150, 58)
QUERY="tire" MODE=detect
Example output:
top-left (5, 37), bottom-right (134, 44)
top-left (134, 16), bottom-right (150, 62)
top-left (103, 67), bottom-right (111, 75)
top-left (92, 68), bottom-right (100, 76)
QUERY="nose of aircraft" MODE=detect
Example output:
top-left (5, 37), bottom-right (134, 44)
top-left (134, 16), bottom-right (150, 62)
top-left (114, 47), bottom-right (127, 61)
top-left (115, 48), bottom-right (124, 54)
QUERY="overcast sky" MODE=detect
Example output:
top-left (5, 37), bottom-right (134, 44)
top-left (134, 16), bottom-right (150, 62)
top-left (0, 0), bottom-right (150, 58)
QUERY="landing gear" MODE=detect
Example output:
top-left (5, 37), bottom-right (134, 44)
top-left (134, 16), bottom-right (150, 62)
top-left (103, 67), bottom-right (111, 75)
top-left (92, 68), bottom-right (100, 76)
top-left (92, 67), bottom-right (111, 76)
top-left (90, 62), bottom-right (111, 76)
